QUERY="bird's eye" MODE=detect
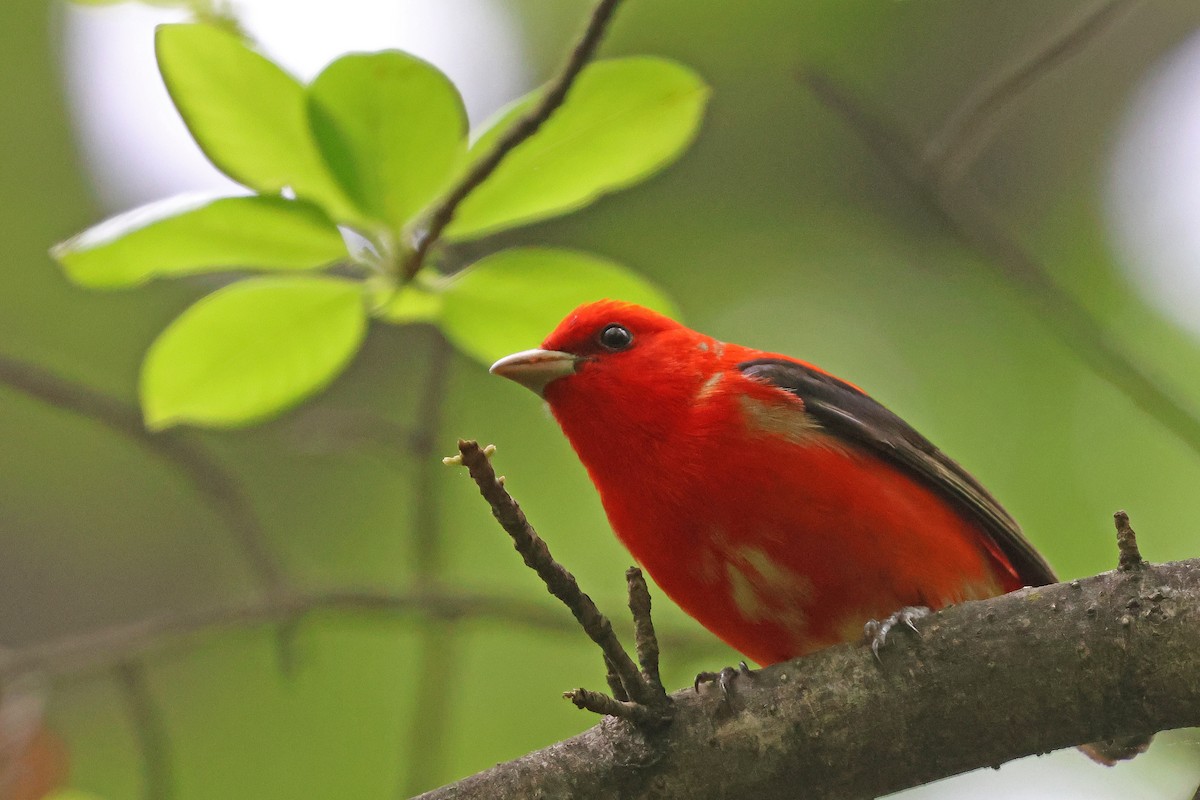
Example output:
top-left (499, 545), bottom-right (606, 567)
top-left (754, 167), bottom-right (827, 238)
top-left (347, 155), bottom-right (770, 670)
top-left (598, 323), bottom-right (634, 351)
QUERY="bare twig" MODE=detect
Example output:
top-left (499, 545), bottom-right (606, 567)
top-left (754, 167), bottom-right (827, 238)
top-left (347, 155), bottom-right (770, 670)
top-left (452, 440), bottom-right (660, 710)
top-left (115, 661), bottom-right (175, 800)
top-left (1114, 510), bottom-right (1144, 571)
top-left (801, 73), bottom-right (1200, 460)
top-left (626, 568), bottom-right (665, 699)
top-left (924, 0), bottom-right (1139, 180)
top-left (400, 0), bottom-right (625, 282)
top-left (564, 687), bottom-right (665, 727)
top-left (604, 656), bottom-right (630, 702)
top-left (0, 353), bottom-right (285, 594)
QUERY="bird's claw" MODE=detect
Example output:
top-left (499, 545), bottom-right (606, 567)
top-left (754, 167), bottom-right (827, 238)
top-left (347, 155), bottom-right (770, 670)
top-left (864, 606), bottom-right (931, 661)
top-left (694, 661), bottom-right (754, 701)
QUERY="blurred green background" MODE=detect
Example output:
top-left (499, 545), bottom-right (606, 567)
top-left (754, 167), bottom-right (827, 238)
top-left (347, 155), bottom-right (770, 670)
top-left (5, 1), bottom-right (1200, 798)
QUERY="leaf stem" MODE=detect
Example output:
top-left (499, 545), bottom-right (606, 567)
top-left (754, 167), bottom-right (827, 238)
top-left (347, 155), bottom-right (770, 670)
top-left (399, 0), bottom-right (626, 283)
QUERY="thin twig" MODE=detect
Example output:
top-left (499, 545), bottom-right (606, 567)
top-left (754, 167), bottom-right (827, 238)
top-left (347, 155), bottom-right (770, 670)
top-left (0, 353), bottom-right (285, 594)
top-left (626, 568), bottom-right (665, 699)
top-left (115, 661), bottom-right (175, 800)
top-left (802, 73), bottom-right (1200, 460)
top-left (400, 0), bottom-right (625, 282)
top-left (1114, 510), bottom-right (1144, 571)
top-left (603, 656), bottom-right (630, 702)
top-left (924, 0), bottom-right (1139, 180)
top-left (453, 440), bottom-right (657, 708)
top-left (564, 687), bottom-right (666, 728)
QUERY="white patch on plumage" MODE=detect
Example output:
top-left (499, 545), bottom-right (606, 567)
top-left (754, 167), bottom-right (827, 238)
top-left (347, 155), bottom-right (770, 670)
top-left (697, 371), bottom-right (724, 400)
top-left (726, 562), bottom-right (764, 619)
top-left (724, 545), bottom-right (813, 642)
top-left (737, 393), bottom-right (824, 445)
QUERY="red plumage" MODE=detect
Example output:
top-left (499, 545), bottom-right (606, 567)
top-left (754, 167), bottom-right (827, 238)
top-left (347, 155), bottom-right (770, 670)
top-left (493, 300), bottom-right (1054, 666)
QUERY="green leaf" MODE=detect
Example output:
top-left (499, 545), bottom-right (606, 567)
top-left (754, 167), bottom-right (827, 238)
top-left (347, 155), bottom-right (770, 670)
top-left (52, 194), bottom-right (347, 288)
top-left (445, 58), bottom-right (710, 240)
top-left (141, 276), bottom-right (368, 429)
top-left (308, 51), bottom-right (467, 232)
top-left (373, 284), bottom-right (443, 324)
top-left (439, 247), bottom-right (679, 364)
top-left (155, 24), bottom-right (354, 219)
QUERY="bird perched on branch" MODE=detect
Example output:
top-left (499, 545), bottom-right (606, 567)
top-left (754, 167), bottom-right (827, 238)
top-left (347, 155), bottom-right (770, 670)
top-left (490, 299), bottom-right (1144, 764)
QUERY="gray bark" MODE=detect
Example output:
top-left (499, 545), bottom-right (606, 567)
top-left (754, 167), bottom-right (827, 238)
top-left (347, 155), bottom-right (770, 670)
top-left (417, 559), bottom-right (1200, 800)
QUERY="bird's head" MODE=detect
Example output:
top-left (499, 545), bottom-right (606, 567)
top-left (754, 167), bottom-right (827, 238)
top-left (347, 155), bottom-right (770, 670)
top-left (491, 299), bottom-right (717, 472)
top-left (489, 299), bottom-right (702, 400)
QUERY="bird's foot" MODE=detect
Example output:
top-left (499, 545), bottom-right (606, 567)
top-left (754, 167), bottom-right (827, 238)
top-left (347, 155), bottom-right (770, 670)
top-left (863, 606), bottom-right (931, 661)
top-left (694, 661), bottom-right (755, 701)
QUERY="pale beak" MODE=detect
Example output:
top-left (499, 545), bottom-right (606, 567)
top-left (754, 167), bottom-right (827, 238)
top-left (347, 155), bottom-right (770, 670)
top-left (490, 349), bottom-right (580, 396)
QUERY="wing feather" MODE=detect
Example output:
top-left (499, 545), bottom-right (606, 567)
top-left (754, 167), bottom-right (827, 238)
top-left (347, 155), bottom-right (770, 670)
top-left (739, 358), bottom-right (1056, 587)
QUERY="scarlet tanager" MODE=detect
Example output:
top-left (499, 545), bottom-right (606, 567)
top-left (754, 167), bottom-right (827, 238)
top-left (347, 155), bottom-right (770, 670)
top-left (490, 300), bottom-right (1141, 763)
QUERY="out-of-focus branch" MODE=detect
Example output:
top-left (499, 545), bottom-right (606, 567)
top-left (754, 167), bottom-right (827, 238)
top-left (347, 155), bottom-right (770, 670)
top-left (0, 353), bottom-right (286, 594)
top-left (801, 70), bottom-right (1200, 460)
top-left (415, 556), bottom-right (1200, 800)
top-left (0, 586), bottom-right (717, 684)
top-left (400, 0), bottom-right (626, 281)
top-left (281, 407), bottom-right (421, 468)
top-left (400, 329), bottom-right (457, 797)
top-left (923, 0), bottom-right (1139, 180)
top-left (410, 332), bottom-right (455, 579)
top-left (115, 661), bottom-right (175, 800)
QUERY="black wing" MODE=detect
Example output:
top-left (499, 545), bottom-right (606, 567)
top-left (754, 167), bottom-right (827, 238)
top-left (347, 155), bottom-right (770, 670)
top-left (739, 358), bottom-right (1056, 587)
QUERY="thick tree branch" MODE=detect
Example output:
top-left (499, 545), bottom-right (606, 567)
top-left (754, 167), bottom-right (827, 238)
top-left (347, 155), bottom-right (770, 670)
top-left (416, 558), bottom-right (1200, 800)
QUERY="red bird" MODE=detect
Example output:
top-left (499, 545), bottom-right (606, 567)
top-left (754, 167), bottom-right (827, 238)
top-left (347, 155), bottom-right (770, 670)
top-left (491, 301), bottom-right (1145, 764)
top-left (491, 300), bottom-right (1055, 665)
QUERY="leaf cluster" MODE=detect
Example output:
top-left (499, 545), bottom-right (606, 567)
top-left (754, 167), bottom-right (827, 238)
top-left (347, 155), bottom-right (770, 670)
top-left (53, 23), bottom-right (708, 429)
